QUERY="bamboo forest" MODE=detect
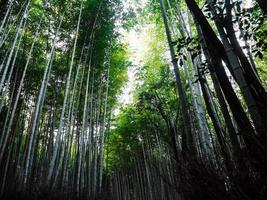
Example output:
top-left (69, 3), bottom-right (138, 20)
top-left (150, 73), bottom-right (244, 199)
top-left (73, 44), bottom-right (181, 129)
top-left (0, 0), bottom-right (267, 199)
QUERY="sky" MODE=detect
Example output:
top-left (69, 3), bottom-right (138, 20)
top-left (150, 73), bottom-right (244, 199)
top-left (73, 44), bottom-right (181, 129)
top-left (114, 0), bottom-right (149, 111)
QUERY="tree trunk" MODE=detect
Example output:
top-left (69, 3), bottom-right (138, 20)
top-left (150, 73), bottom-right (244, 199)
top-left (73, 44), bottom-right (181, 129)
top-left (159, 0), bottom-right (197, 158)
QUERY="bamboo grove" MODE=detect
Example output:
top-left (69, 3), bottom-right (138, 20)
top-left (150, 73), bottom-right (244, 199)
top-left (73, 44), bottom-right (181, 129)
top-left (107, 0), bottom-right (267, 200)
top-left (0, 0), bottom-right (267, 200)
top-left (0, 0), bottom-right (129, 199)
